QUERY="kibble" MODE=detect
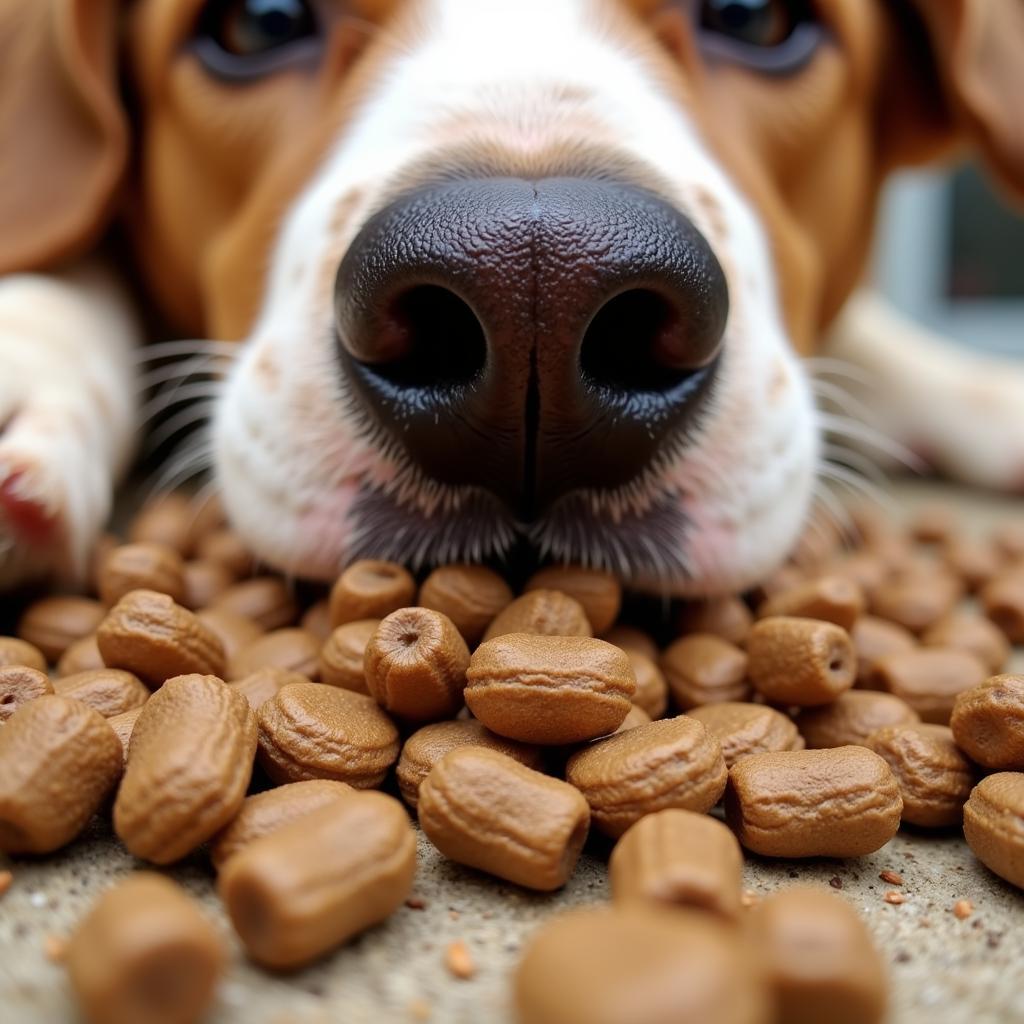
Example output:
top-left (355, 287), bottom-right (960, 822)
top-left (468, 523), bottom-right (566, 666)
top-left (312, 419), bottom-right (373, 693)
top-left (949, 674), bottom-right (1024, 770)
top-left (128, 493), bottom-right (197, 555)
top-left (181, 558), bottom-right (235, 609)
top-left (849, 616), bottom-right (916, 688)
top-left (328, 559), bottom-right (416, 628)
top-left (868, 647), bottom-right (987, 724)
top-left (482, 590), bottom-right (592, 641)
top-left (195, 607), bottom-right (264, 662)
top-left (626, 650), bottom-right (668, 719)
top-left (52, 669), bottom-right (149, 719)
top-left (228, 666), bottom-right (307, 711)
top-left (757, 575), bottom-right (865, 630)
top-left (18, 596), bottom-right (106, 662)
top-left (921, 611), bottom-right (1010, 674)
top-left (600, 625), bottom-right (659, 661)
top-left (980, 571), bottom-right (1024, 644)
top-left (869, 566), bottom-right (963, 635)
top-left (418, 564), bottom-right (514, 645)
top-left (0, 636), bottom-right (47, 672)
top-left (0, 665), bottom-right (53, 721)
top-left (227, 627), bottom-right (320, 680)
top-left (196, 527), bottom-right (252, 577)
top-left (97, 542), bottom-right (187, 607)
top-left (211, 576), bottom-right (297, 630)
top-left (55, 634), bottom-right (105, 676)
top-left (962, 773), bottom-right (1024, 890)
top-left (686, 702), bottom-right (804, 767)
top-left (795, 690), bottom-right (919, 749)
top-left (660, 634), bottom-right (750, 710)
top-left (524, 565), bottom-right (622, 634)
top-left (676, 596), bottom-right (753, 646)
top-left (318, 619), bottom-right (379, 692)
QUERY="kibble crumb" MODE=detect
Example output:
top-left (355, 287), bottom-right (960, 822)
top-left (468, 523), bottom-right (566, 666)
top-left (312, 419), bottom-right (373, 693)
top-left (740, 889), bottom-right (761, 908)
top-left (408, 998), bottom-right (432, 1021)
top-left (43, 934), bottom-right (67, 963)
top-left (952, 899), bottom-right (974, 920)
top-left (828, 876), bottom-right (843, 889)
top-left (0, 870), bottom-right (12, 897)
top-left (884, 891), bottom-right (906, 905)
top-left (445, 940), bottom-right (475, 980)
top-left (879, 870), bottom-right (904, 885)
top-left (405, 896), bottom-right (427, 910)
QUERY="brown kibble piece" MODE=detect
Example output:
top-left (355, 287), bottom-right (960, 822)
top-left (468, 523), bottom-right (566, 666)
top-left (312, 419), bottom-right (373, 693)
top-left (609, 809), bottom-right (743, 920)
top-left (911, 503), bottom-right (956, 544)
top-left (45, 934), bottom-right (67, 962)
top-left (219, 791), bottom-right (416, 969)
top-left (211, 576), bottom-right (297, 630)
top-left (300, 599), bottom-right (332, 642)
top-left (601, 625), bottom-right (659, 661)
top-left (196, 528), bottom-right (253, 578)
top-left (445, 941), bottom-right (475, 980)
top-left (97, 590), bottom-right (226, 687)
top-left (724, 747), bottom-right (902, 857)
top-left (980, 571), bottom-right (1024, 644)
top-left (942, 537), bottom-right (1000, 591)
top-left (758, 575), bottom-right (865, 631)
top-left (466, 634), bottom-right (634, 745)
top-left (181, 559), bottom-right (234, 610)
top-left (229, 666), bottom-right (308, 711)
top-left (866, 723), bottom-right (973, 827)
top-left (419, 565), bottom-right (514, 645)
top-left (98, 542), bottom-right (187, 607)
top-left (748, 887), bottom-right (887, 1024)
top-left (687, 702), bottom-right (803, 768)
top-left (825, 552), bottom-right (889, 601)
top-left (660, 634), bottom-right (750, 710)
top-left (676, 596), bottom-right (753, 647)
top-left (195, 607), bottom-right (264, 663)
top-left (482, 590), bottom-right (592, 642)
top-left (922, 612), bottom-right (1010, 674)
top-left (566, 716), bottom-right (727, 838)
top-left (869, 568), bottom-right (963, 635)
top-left (210, 779), bottom-right (355, 868)
top-left (228, 627), bottom-right (320, 680)
top-left (850, 616), bottom-right (916, 688)
top-left (55, 634), bottom-right (105, 677)
top-left (318, 619), bottom-right (379, 693)
top-left (514, 905), bottom-right (769, 1024)
top-left (0, 636), bottom-right (47, 672)
top-left (626, 651), bottom-right (668, 719)
top-left (879, 870), bottom-right (903, 885)
top-left (396, 719), bottom-right (542, 810)
top-left (66, 872), bottom-right (225, 1024)
top-left (0, 870), bottom-right (12, 897)
top-left (18, 596), bottom-right (106, 662)
top-left (883, 891), bottom-right (905, 905)
top-left (613, 705), bottom-right (652, 733)
top-left (364, 607), bottom-right (470, 721)
top-left (950, 674), bottom-right (1024, 770)
top-left (114, 674), bottom-right (257, 863)
top-left (952, 899), bottom-right (973, 920)
top-left (257, 683), bottom-right (399, 787)
top-left (53, 669), bottom-right (149, 719)
top-left (796, 690), bottom-right (919, 749)
top-left (869, 647), bottom-right (987, 724)
top-left (129, 493), bottom-right (197, 555)
top-left (106, 707), bottom-right (143, 767)
top-left (524, 565), bottom-right (622, 635)
top-left (0, 665), bottom-right (53, 721)
top-left (0, 696), bottom-right (122, 853)
top-left (328, 560), bottom-right (416, 628)
top-left (747, 617), bottom-right (855, 707)
top-left (992, 522), bottom-right (1024, 560)
top-left (418, 747), bottom-right (589, 891)
top-left (963, 773), bottom-right (1024, 890)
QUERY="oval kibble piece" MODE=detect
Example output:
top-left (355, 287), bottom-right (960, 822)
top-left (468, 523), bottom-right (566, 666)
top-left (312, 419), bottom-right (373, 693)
top-left (228, 666), bottom-right (308, 712)
top-left (992, 521), bottom-right (1024, 560)
top-left (676, 596), bottom-right (753, 646)
top-left (627, 651), bottom-right (668, 719)
top-left (869, 647), bottom-right (987, 724)
top-left (980, 571), bottom-right (1024, 644)
top-left (196, 527), bottom-right (253, 578)
top-left (614, 705), bottom-right (653, 733)
top-left (0, 696), bottom-right (122, 853)
top-left (328, 560), bottom-right (416, 628)
top-left (53, 669), bottom-right (150, 719)
top-left (482, 590), bottom-right (592, 642)
top-left (0, 636), bottom-right (47, 672)
top-left (56, 634), bottom-right (105, 677)
top-left (195, 607), bottom-right (264, 664)
top-left (300, 599), bottom-right (332, 642)
top-left (0, 665), bottom-right (53, 721)
top-left (514, 905), bottom-right (770, 1024)
top-left (795, 690), bottom-right (920, 749)
top-left (114, 674), bottom-right (257, 863)
top-left (757, 575), bottom-right (865, 631)
top-left (66, 873), bottom-right (225, 1024)
top-left (18, 596), bottom-right (106, 662)
top-left (686, 702), bottom-right (804, 768)
top-left (466, 634), bottom-right (635, 745)
top-left (566, 716), bottom-right (727, 838)
top-left (609, 809), bottom-right (743, 920)
top-left (921, 611), bottom-right (1010, 675)
top-left (397, 719), bottom-right (542, 810)
top-left (129, 493), bottom-right (197, 555)
top-left (181, 558), bottom-right (234, 610)
top-left (219, 791), bottom-right (416, 969)
top-left (212, 576), bottom-right (297, 630)
top-left (748, 887), bottom-right (887, 1024)
top-left (210, 779), bottom-right (355, 868)
top-left (825, 551), bottom-right (889, 601)
top-left (866, 723), bottom-right (973, 827)
top-left (364, 607), bottom-right (470, 721)
top-left (524, 565), bottom-right (622, 635)
top-left (418, 564), bottom-right (514, 645)
top-left (418, 747), bottom-right (590, 891)
top-left (963, 772), bottom-right (1024, 890)
top-left (747, 617), bottom-right (855, 707)
top-left (107, 707), bottom-right (143, 768)
top-left (318, 619), bottom-right (379, 693)
top-left (97, 542), bottom-right (187, 607)
top-left (942, 536), bottom-right (1000, 591)
top-left (228, 627), bottom-right (320, 680)
top-left (850, 616), bottom-right (916, 688)
top-left (257, 683), bottom-right (399, 787)
top-left (869, 567), bottom-right (963, 635)
top-left (660, 634), bottom-right (750, 710)
top-left (601, 625), bottom-right (659, 662)
top-left (97, 590), bottom-right (226, 687)
top-left (950, 674), bottom-right (1024, 771)
top-left (724, 747), bottom-right (902, 858)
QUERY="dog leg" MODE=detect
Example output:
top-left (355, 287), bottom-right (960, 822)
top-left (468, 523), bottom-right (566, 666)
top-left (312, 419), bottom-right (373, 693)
top-left (0, 262), bottom-right (139, 588)
top-left (822, 290), bottom-right (1024, 492)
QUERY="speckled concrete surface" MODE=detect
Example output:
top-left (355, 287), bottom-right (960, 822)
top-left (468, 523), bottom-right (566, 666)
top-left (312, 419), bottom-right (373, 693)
top-left (2, 481), bottom-right (1023, 1024)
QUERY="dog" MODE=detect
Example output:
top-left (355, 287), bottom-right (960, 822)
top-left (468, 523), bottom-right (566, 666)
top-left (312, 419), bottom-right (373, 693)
top-left (0, 0), bottom-right (1022, 597)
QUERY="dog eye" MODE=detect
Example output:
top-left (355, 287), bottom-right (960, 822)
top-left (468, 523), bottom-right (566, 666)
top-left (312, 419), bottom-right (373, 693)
top-left (196, 0), bottom-right (319, 73)
top-left (697, 0), bottom-right (820, 71)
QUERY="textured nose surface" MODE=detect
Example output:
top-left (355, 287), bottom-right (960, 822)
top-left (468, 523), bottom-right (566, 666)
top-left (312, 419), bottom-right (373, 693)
top-left (335, 177), bottom-right (728, 518)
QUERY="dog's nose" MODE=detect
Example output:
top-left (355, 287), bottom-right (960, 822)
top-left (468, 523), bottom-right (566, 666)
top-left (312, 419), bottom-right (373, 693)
top-left (335, 178), bottom-right (727, 517)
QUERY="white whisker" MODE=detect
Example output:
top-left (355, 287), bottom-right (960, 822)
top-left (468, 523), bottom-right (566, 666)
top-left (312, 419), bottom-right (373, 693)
top-left (817, 412), bottom-right (926, 472)
top-left (131, 340), bottom-right (240, 364)
top-left (139, 381), bottom-right (224, 426)
top-left (145, 401), bottom-right (218, 453)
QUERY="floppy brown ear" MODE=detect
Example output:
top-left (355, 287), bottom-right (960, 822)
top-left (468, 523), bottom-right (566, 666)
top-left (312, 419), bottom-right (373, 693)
top-left (0, 0), bottom-right (127, 274)
top-left (883, 0), bottom-right (1024, 201)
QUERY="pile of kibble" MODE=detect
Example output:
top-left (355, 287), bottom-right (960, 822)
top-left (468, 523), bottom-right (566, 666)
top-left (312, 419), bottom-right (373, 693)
top-left (0, 492), bottom-right (1023, 1024)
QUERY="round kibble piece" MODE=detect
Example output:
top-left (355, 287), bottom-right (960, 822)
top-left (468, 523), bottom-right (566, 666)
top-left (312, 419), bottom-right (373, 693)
top-left (230, 666), bottom-right (308, 712)
top-left (0, 636), bottom-right (47, 672)
top-left (963, 773), bottom-right (1024, 890)
top-left (66, 873), bottom-right (225, 1024)
top-left (328, 560), bottom-right (416, 628)
top-left (942, 536), bottom-right (999, 591)
top-left (97, 590), bottom-right (226, 687)
top-left (524, 566), bottom-right (622, 635)
top-left (129, 493), bottom-right (197, 555)
top-left (627, 651), bottom-right (668, 719)
top-left (482, 590), bottom-right (592, 642)
top-left (866, 723), bottom-right (973, 827)
top-left (566, 716), bottom-right (727, 838)
top-left (660, 634), bottom-right (750, 710)
top-left (980, 571), bottom-right (1024, 644)
top-left (869, 568), bottom-right (963, 635)
top-left (418, 564), bottom-right (514, 645)
top-left (601, 625), bottom-right (659, 661)
top-left (747, 617), bottom-right (855, 707)
top-left (609, 809), bottom-right (743, 920)
top-left (257, 683), bottom-right (399, 787)
top-left (210, 779), bottom-right (355, 868)
top-left (318, 619), bottom-right (379, 693)
top-left (98, 542), bottom-right (187, 607)
top-left (418, 747), bottom-right (590, 891)
top-left (748, 887), bottom-right (887, 1024)
top-left (921, 611), bottom-right (1010, 674)
top-left (181, 559), bottom-right (235, 610)
top-left (676, 596), bottom-right (753, 646)
top-left (0, 696), bottom-right (122, 853)
top-left (228, 627), bottom-right (320, 680)
top-left (0, 665), bottom-right (53, 721)
top-left (757, 575), bottom-right (865, 631)
top-left (107, 707), bottom-right (143, 768)
top-left (949, 674), bottom-right (1024, 771)
top-left (196, 528), bottom-right (252, 577)
top-left (300, 599), bottom-right (332, 642)
top-left (397, 719), bottom-right (542, 810)
top-left (364, 607), bottom-right (470, 721)
top-left (53, 669), bottom-right (150, 719)
top-left (869, 647), bottom-right (987, 724)
top-left (212, 576), bottom-right (297, 630)
top-left (686, 702), bottom-right (804, 768)
top-left (114, 674), bottom-right (257, 864)
top-left (614, 705), bottom-right (653, 733)
top-left (724, 747), bottom-right (902, 858)
top-left (796, 690), bottom-right (920, 749)
top-left (18, 596), bottom-right (106, 662)
top-left (850, 616), bottom-right (916, 688)
top-left (56, 634), bottom-right (105, 677)
top-left (514, 905), bottom-right (770, 1024)
top-left (219, 791), bottom-right (417, 969)
top-left (196, 607), bottom-right (264, 663)
top-left (466, 634), bottom-right (635, 745)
